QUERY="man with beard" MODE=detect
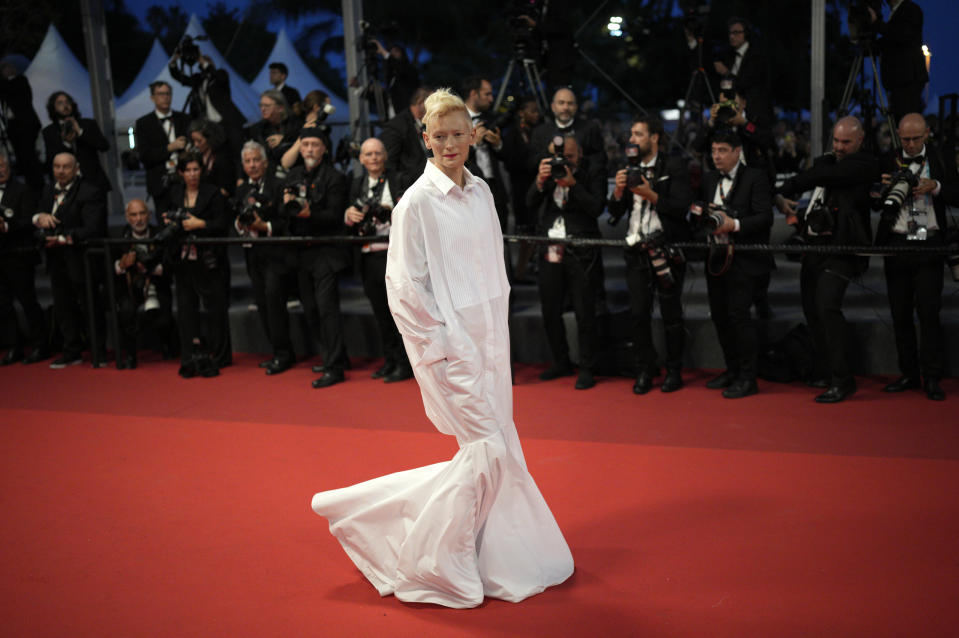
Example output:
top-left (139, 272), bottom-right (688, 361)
top-left (528, 87), bottom-right (607, 176)
top-left (280, 128), bottom-right (349, 388)
top-left (41, 92), bottom-right (111, 194)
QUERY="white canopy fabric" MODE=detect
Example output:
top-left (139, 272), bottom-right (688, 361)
top-left (117, 39), bottom-right (169, 106)
top-left (250, 29), bottom-right (348, 119)
top-left (24, 24), bottom-right (93, 126)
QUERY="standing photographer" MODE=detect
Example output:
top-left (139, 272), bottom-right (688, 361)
top-left (245, 90), bottom-right (301, 177)
top-left (528, 135), bottom-right (606, 390)
top-left (776, 116), bottom-right (878, 403)
top-left (868, 0), bottom-right (928, 123)
top-left (607, 115), bottom-right (693, 395)
top-left (875, 113), bottom-right (958, 401)
top-left (163, 152), bottom-right (229, 378)
top-left (699, 130), bottom-right (774, 399)
top-left (344, 137), bottom-right (412, 383)
top-left (41, 91), bottom-right (111, 194)
top-left (134, 81), bottom-right (190, 215)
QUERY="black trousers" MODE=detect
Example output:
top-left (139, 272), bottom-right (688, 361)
top-left (174, 259), bottom-right (228, 365)
top-left (707, 266), bottom-right (763, 381)
top-left (299, 248), bottom-right (348, 372)
top-left (262, 257), bottom-right (297, 364)
top-left (800, 255), bottom-right (858, 385)
top-left (624, 249), bottom-right (686, 374)
top-left (116, 283), bottom-right (174, 356)
top-left (0, 254), bottom-right (46, 351)
top-left (360, 250), bottom-right (407, 367)
top-left (538, 246), bottom-right (600, 372)
top-left (47, 248), bottom-right (104, 358)
top-left (243, 247), bottom-right (271, 342)
top-left (883, 235), bottom-right (945, 380)
top-left (886, 82), bottom-right (925, 126)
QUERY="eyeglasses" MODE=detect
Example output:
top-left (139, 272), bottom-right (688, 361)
top-left (153, 91), bottom-right (172, 96)
top-left (729, 29), bottom-right (745, 35)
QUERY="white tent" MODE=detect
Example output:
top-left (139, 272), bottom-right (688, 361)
top-left (24, 24), bottom-right (93, 126)
top-left (250, 29), bottom-right (348, 120)
top-left (115, 14), bottom-right (261, 130)
top-left (117, 39), bottom-right (168, 106)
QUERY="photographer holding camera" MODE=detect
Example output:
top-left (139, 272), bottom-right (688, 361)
top-left (233, 141), bottom-right (289, 374)
top-left (379, 86), bottom-right (430, 183)
top-left (776, 116), bottom-right (878, 403)
top-left (528, 135), bottom-right (606, 390)
top-left (697, 130), bottom-right (773, 399)
top-left (134, 81), bottom-right (191, 215)
top-left (529, 88), bottom-right (607, 177)
top-left (112, 199), bottom-right (175, 369)
top-left (712, 18), bottom-right (772, 126)
top-left (163, 152), bottom-right (230, 379)
top-left (607, 115), bottom-right (693, 395)
top-left (41, 91), bottom-right (111, 194)
top-left (33, 151), bottom-right (107, 368)
top-left (701, 79), bottom-right (775, 181)
top-left (344, 137), bottom-right (412, 383)
top-left (867, 0), bottom-right (928, 123)
top-left (245, 90), bottom-right (301, 177)
top-left (279, 127), bottom-right (349, 389)
top-left (875, 113), bottom-right (959, 401)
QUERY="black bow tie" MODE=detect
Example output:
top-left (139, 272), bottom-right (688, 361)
top-left (721, 172), bottom-right (733, 181)
top-left (158, 114), bottom-right (170, 121)
top-left (904, 155), bottom-right (924, 166)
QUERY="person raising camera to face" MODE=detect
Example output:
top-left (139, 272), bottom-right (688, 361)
top-left (41, 91), bottom-right (111, 194)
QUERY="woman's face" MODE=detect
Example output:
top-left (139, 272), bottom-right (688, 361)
top-left (179, 161), bottom-right (202, 188)
top-left (191, 132), bottom-right (209, 153)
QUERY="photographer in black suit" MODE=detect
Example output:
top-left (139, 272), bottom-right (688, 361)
top-left (0, 60), bottom-right (43, 190)
top-left (528, 135), bottom-right (606, 390)
top-left (463, 76), bottom-right (509, 231)
top-left (41, 91), bottom-right (111, 194)
top-left (777, 116), bottom-right (878, 403)
top-left (0, 152), bottom-right (47, 364)
top-left (169, 52), bottom-right (247, 158)
top-left (875, 113), bottom-right (958, 401)
top-left (268, 63), bottom-right (302, 113)
top-left (134, 81), bottom-right (191, 215)
top-left (344, 137), bottom-right (412, 383)
top-left (33, 151), bottom-right (107, 368)
top-left (607, 115), bottom-right (693, 395)
top-left (281, 127), bottom-right (350, 389)
top-left (245, 90), bottom-right (301, 176)
top-left (112, 198), bottom-right (175, 369)
top-left (233, 140), bottom-right (289, 374)
top-left (699, 130), bottom-right (774, 399)
top-left (868, 0), bottom-right (928, 122)
top-left (379, 86), bottom-right (430, 185)
top-left (529, 87), bottom-right (607, 177)
top-left (713, 17), bottom-right (772, 126)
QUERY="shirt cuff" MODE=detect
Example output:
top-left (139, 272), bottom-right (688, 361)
top-left (114, 260), bottom-right (124, 275)
top-left (933, 180), bottom-right (942, 197)
top-left (265, 221), bottom-right (273, 237)
top-left (734, 219), bottom-right (741, 232)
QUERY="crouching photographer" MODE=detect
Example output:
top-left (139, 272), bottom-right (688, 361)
top-left (112, 199), bottom-right (175, 369)
top-left (344, 138), bottom-right (412, 383)
top-left (529, 134), bottom-right (606, 390)
top-left (874, 113), bottom-right (959, 401)
top-left (607, 115), bottom-right (693, 395)
top-left (162, 152), bottom-right (230, 378)
top-left (775, 116), bottom-right (877, 403)
top-left (694, 130), bottom-right (773, 399)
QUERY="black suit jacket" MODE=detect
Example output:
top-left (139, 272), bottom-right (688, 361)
top-left (169, 62), bottom-right (247, 130)
top-left (38, 178), bottom-right (107, 244)
top-left (876, 143), bottom-right (958, 245)
top-left (0, 178), bottom-right (38, 258)
top-left (701, 165), bottom-right (774, 274)
top-left (606, 152), bottom-right (694, 243)
top-left (526, 157), bottom-right (606, 238)
top-left (233, 174), bottom-right (285, 262)
top-left (166, 182), bottom-right (229, 265)
top-left (280, 85), bottom-right (302, 110)
top-left (134, 110), bottom-right (191, 199)
top-left (379, 108), bottom-right (427, 185)
top-left (279, 161), bottom-right (349, 272)
top-left (528, 117), bottom-right (608, 176)
top-left (244, 116), bottom-right (302, 173)
top-left (347, 169), bottom-right (407, 209)
top-left (877, 0), bottom-right (929, 90)
top-left (42, 118), bottom-right (111, 193)
top-left (721, 43), bottom-right (771, 120)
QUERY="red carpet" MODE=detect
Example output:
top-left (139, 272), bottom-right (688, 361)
top-left (1, 355), bottom-right (957, 637)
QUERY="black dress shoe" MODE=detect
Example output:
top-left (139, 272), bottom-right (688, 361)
top-left (117, 354), bottom-right (137, 370)
top-left (884, 376), bottom-right (920, 392)
top-left (705, 370), bottom-right (735, 390)
top-left (371, 362), bottom-right (395, 379)
top-left (661, 370), bottom-right (684, 393)
top-left (194, 354), bottom-right (220, 378)
top-left (1, 349), bottom-right (24, 366)
top-left (924, 378), bottom-right (945, 401)
top-left (178, 361), bottom-right (197, 378)
top-left (539, 362), bottom-right (575, 381)
top-left (312, 370), bottom-right (345, 389)
top-left (574, 371), bottom-right (595, 390)
top-left (265, 359), bottom-right (292, 375)
top-left (632, 371), bottom-right (653, 395)
top-left (723, 379), bottom-right (759, 399)
top-left (384, 365), bottom-right (414, 383)
top-left (805, 378), bottom-right (830, 389)
top-left (815, 382), bottom-right (856, 404)
top-left (22, 349), bottom-right (50, 365)
top-left (312, 364), bottom-right (327, 374)
top-left (258, 358), bottom-right (273, 368)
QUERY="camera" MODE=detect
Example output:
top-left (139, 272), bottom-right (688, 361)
top-left (174, 35), bottom-right (206, 67)
top-left (878, 168), bottom-right (920, 215)
top-left (639, 230), bottom-right (683, 289)
top-left (352, 196), bottom-right (392, 237)
top-left (235, 191), bottom-right (275, 227)
top-left (803, 201), bottom-right (835, 235)
top-left (624, 143), bottom-right (651, 190)
top-left (282, 180), bottom-right (311, 218)
top-left (847, 0), bottom-right (882, 44)
top-left (155, 208), bottom-right (191, 243)
top-left (59, 119), bottom-right (73, 139)
top-left (688, 201), bottom-right (727, 232)
top-left (477, 100), bottom-right (519, 134)
top-left (548, 135), bottom-right (571, 180)
top-left (505, 0), bottom-right (543, 59)
top-left (714, 99), bottom-right (740, 126)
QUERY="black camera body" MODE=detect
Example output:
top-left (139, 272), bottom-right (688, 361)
top-left (282, 180), bottom-right (311, 218)
top-left (175, 35), bottom-right (205, 67)
top-left (235, 190), bottom-right (276, 227)
top-left (689, 201), bottom-right (727, 232)
top-left (639, 229), bottom-right (683, 289)
top-left (59, 119), bottom-right (73, 140)
top-left (156, 208), bottom-right (191, 243)
top-left (714, 100), bottom-right (740, 126)
top-left (352, 196), bottom-right (392, 237)
top-left (848, 0), bottom-right (882, 43)
top-left (879, 168), bottom-right (920, 215)
top-left (548, 135), bottom-right (571, 180)
top-left (804, 201), bottom-right (836, 235)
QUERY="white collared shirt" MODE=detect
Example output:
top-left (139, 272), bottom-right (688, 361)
top-left (626, 157), bottom-right (663, 243)
top-left (467, 107), bottom-right (495, 179)
top-left (731, 41), bottom-right (750, 76)
top-left (893, 146), bottom-right (938, 234)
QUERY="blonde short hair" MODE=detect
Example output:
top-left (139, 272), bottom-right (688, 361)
top-left (422, 88), bottom-right (470, 132)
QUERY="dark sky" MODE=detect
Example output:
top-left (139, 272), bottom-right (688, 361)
top-left (126, 0), bottom-right (957, 111)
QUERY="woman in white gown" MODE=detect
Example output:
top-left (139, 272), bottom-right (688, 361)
top-left (311, 89), bottom-right (574, 608)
